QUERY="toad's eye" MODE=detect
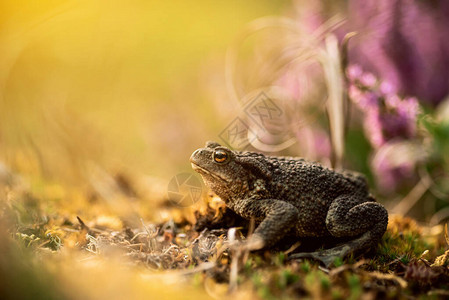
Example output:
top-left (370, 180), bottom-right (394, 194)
top-left (213, 150), bottom-right (228, 163)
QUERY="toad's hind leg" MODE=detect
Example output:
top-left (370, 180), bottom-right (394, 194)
top-left (289, 195), bottom-right (388, 267)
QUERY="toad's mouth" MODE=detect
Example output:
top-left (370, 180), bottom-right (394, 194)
top-left (190, 162), bottom-right (230, 183)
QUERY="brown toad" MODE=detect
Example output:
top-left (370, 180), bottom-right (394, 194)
top-left (190, 141), bottom-right (388, 266)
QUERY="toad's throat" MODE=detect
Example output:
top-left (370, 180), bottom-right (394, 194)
top-left (190, 162), bottom-right (230, 183)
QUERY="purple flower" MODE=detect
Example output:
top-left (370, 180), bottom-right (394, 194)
top-left (364, 108), bottom-right (384, 148)
top-left (380, 95), bottom-right (419, 140)
top-left (347, 0), bottom-right (449, 105)
top-left (347, 64), bottom-right (419, 148)
top-left (371, 140), bottom-right (426, 193)
top-left (295, 127), bottom-right (331, 163)
top-left (348, 65), bottom-right (422, 192)
top-left (371, 143), bottom-right (416, 193)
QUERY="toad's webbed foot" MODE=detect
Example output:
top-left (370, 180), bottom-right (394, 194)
top-left (289, 243), bottom-right (354, 267)
top-left (289, 251), bottom-right (342, 268)
top-left (288, 231), bottom-right (375, 267)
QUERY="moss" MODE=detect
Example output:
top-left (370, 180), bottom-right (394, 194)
top-left (3, 182), bottom-right (449, 300)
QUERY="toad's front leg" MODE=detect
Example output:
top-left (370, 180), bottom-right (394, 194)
top-left (231, 199), bottom-right (299, 250)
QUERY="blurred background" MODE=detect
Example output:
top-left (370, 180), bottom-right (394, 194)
top-left (0, 0), bottom-right (293, 184)
top-left (1, 0), bottom-right (449, 222)
top-left (1, 0), bottom-right (449, 298)
top-left (2, 0), bottom-right (449, 220)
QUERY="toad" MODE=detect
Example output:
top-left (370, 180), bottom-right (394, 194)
top-left (190, 141), bottom-right (388, 266)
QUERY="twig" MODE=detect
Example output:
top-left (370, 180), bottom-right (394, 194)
top-left (77, 216), bottom-right (89, 231)
top-left (392, 173), bottom-right (432, 215)
top-left (386, 255), bottom-right (405, 266)
top-left (329, 259), bottom-right (369, 277)
top-left (242, 218), bottom-right (255, 264)
top-left (130, 232), bottom-right (149, 242)
top-left (340, 32), bottom-right (357, 139)
top-left (430, 207), bottom-right (449, 226)
top-left (141, 218), bottom-right (158, 252)
top-left (360, 271), bottom-right (408, 289)
top-left (228, 228), bottom-right (240, 293)
top-left (321, 34), bottom-right (345, 169)
top-left (284, 241), bottom-right (301, 255)
top-left (445, 223), bottom-right (449, 246)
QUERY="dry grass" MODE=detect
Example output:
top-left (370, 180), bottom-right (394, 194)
top-left (1, 165), bottom-right (448, 299)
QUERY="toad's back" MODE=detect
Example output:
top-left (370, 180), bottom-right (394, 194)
top-left (248, 153), bottom-right (370, 204)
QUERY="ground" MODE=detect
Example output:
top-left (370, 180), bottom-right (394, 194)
top-left (1, 175), bottom-right (448, 300)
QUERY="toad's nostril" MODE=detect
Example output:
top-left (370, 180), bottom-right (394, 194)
top-left (190, 149), bottom-right (201, 162)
